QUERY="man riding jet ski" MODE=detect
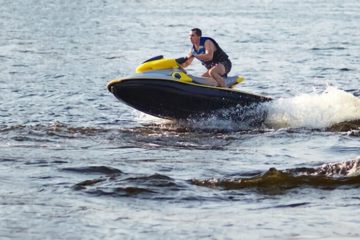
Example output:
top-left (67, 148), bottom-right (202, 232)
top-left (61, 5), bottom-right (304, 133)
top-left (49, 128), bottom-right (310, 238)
top-left (107, 55), bottom-right (271, 120)
top-left (179, 28), bottom-right (232, 88)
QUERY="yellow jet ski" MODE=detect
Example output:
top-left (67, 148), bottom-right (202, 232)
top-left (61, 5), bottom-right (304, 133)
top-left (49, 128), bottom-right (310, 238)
top-left (107, 56), bottom-right (271, 120)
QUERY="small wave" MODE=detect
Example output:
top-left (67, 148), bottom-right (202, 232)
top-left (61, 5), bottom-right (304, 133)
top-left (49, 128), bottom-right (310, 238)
top-left (339, 68), bottom-right (352, 72)
top-left (62, 166), bottom-right (123, 175)
top-left (71, 171), bottom-right (182, 198)
top-left (264, 86), bottom-right (360, 129)
top-left (1, 122), bottom-right (235, 150)
top-left (310, 47), bottom-right (346, 51)
top-left (73, 178), bottom-right (107, 190)
top-left (104, 56), bottom-right (123, 60)
top-left (192, 157), bottom-right (360, 193)
top-left (119, 124), bottom-right (233, 150)
top-left (69, 158), bottom-right (360, 198)
top-left (0, 122), bottom-right (117, 149)
top-left (327, 119), bottom-right (360, 132)
top-left (79, 187), bottom-right (155, 197)
top-left (0, 122), bottom-right (110, 137)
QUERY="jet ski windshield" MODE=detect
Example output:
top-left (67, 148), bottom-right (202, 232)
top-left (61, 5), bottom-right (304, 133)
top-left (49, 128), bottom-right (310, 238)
top-left (143, 55), bottom-right (164, 63)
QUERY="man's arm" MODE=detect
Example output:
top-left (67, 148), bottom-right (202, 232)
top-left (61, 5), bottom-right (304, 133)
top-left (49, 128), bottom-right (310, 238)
top-left (180, 51), bottom-right (195, 68)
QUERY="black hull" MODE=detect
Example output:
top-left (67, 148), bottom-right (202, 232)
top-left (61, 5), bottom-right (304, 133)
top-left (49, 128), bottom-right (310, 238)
top-left (108, 79), bottom-right (271, 120)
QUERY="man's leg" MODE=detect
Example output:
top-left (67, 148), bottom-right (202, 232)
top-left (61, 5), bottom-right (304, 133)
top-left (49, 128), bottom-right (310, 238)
top-left (201, 71), bottom-right (218, 86)
top-left (209, 64), bottom-right (226, 87)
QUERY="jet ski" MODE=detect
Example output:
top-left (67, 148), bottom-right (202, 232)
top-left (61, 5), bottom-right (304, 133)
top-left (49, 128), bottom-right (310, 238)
top-left (107, 55), bottom-right (272, 121)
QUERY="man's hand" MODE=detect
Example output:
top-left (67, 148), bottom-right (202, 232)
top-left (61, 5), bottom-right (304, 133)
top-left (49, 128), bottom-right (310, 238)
top-left (175, 57), bottom-right (188, 65)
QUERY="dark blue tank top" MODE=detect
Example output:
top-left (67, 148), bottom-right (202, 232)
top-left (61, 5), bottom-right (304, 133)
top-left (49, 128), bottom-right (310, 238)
top-left (191, 37), bottom-right (229, 69)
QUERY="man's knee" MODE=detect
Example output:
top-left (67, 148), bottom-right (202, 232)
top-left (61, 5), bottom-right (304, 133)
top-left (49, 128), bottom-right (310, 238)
top-left (202, 71), bottom-right (210, 77)
top-left (208, 67), bottom-right (217, 77)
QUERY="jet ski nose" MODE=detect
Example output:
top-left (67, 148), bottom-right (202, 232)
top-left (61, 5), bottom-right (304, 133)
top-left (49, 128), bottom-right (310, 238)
top-left (107, 80), bottom-right (118, 92)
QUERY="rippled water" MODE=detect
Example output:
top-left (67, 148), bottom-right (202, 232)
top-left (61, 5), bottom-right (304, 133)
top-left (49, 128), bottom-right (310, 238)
top-left (1, 0), bottom-right (360, 239)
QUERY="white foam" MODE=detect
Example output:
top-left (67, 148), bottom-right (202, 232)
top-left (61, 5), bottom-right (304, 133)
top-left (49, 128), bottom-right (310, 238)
top-left (134, 111), bottom-right (168, 124)
top-left (318, 156), bottom-right (360, 177)
top-left (346, 157), bottom-right (360, 177)
top-left (132, 86), bottom-right (360, 130)
top-left (264, 86), bottom-right (360, 129)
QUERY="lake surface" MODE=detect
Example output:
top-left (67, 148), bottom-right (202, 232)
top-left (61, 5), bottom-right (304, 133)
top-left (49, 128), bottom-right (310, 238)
top-left (1, 0), bottom-right (360, 239)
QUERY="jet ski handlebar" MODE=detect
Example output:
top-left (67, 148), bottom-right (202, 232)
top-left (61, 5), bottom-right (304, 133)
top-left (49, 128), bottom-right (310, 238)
top-left (175, 57), bottom-right (188, 65)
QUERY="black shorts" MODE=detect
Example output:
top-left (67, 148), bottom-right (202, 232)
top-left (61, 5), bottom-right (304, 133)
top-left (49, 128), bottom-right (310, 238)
top-left (220, 59), bottom-right (232, 77)
top-left (204, 59), bottom-right (232, 77)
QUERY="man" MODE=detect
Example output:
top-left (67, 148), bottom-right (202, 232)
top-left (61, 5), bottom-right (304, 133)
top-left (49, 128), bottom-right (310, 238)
top-left (181, 28), bottom-right (232, 87)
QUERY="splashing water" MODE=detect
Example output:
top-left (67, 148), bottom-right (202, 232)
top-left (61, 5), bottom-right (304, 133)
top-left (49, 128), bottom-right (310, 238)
top-left (314, 157), bottom-right (360, 177)
top-left (265, 86), bottom-right (360, 129)
top-left (133, 86), bottom-right (360, 131)
top-left (134, 103), bottom-right (268, 131)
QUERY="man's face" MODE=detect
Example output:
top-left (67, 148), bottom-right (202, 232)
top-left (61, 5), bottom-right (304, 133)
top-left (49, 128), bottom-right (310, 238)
top-left (189, 31), bottom-right (200, 44)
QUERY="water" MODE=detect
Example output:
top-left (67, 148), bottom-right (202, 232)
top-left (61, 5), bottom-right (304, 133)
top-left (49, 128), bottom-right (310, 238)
top-left (1, 0), bottom-right (360, 239)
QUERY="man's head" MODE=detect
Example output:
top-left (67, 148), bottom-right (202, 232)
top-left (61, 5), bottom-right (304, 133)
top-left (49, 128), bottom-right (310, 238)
top-left (189, 28), bottom-right (202, 44)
